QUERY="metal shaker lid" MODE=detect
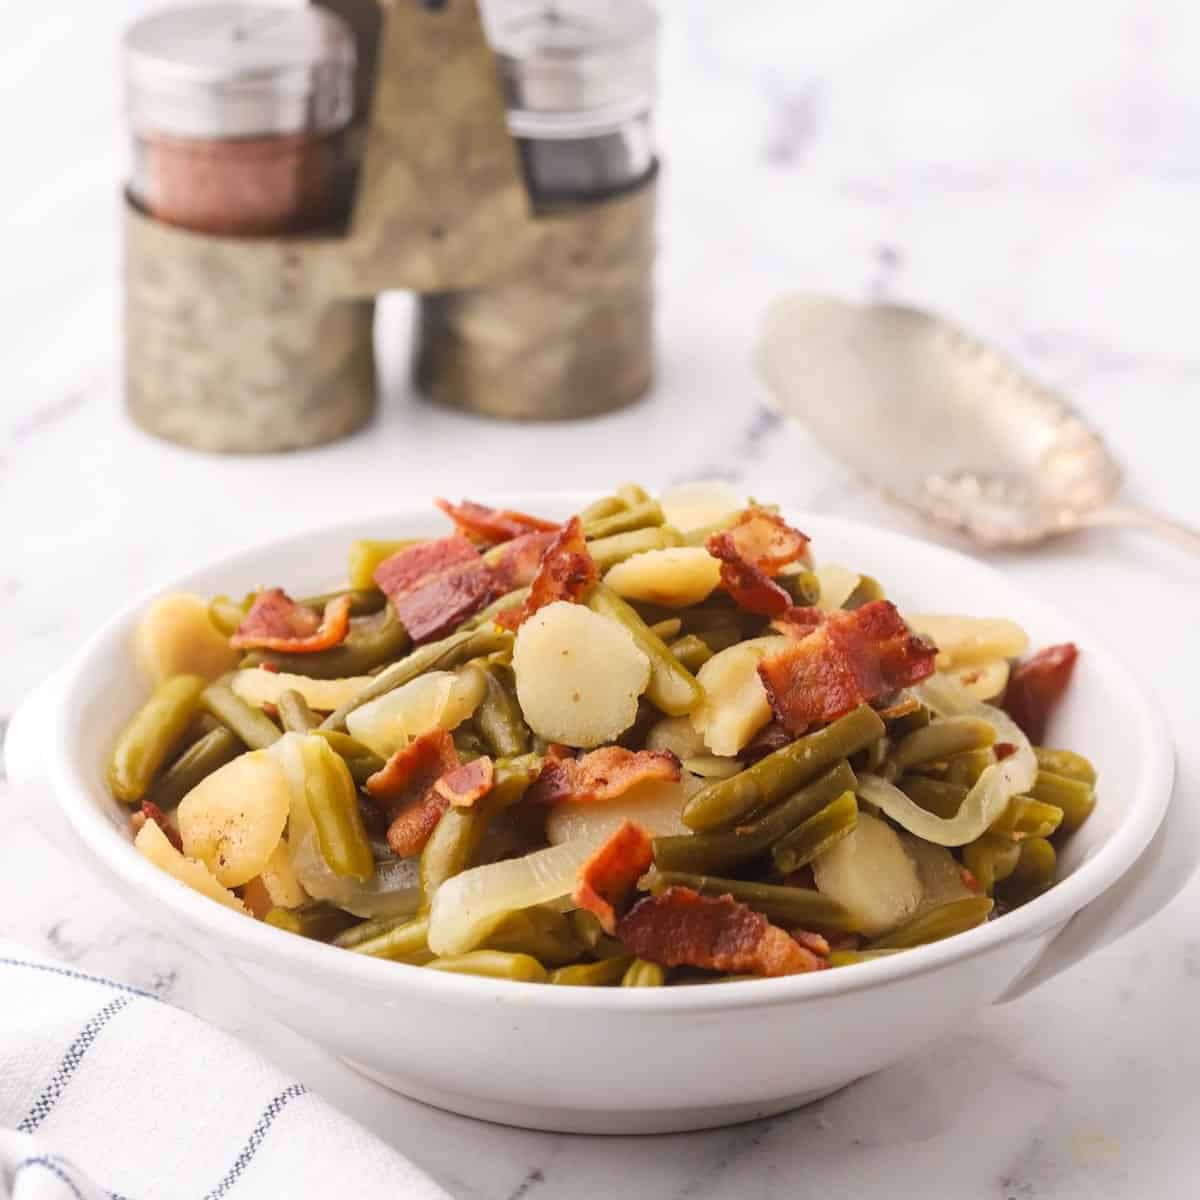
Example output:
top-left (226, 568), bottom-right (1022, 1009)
top-left (482, 0), bottom-right (658, 138)
top-left (125, 4), bottom-right (356, 139)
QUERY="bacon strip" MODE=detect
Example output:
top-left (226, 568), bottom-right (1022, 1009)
top-left (617, 887), bottom-right (827, 977)
top-left (496, 516), bottom-right (597, 631)
top-left (707, 509), bottom-right (810, 617)
top-left (527, 746), bottom-right (680, 806)
top-left (435, 498), bottom-right (559, 546)
top-left (433, 756), bottom-right (494, 808)
top-left (572, 820), bottom-right (654, 934)
top-left (487, 530), bottom-right (558, 592)
top-left (1002, 643), bottom-right (1079, 744)
top-left (758, 600), bottom-right (937, 732)
top-left (230, 589), bottom-right (353, 653)
top-left (365, 730), bottom-right (460, 856)
top-left (374, 535), bottom-right (496, 644)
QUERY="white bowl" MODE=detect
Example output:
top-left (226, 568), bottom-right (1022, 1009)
top-left (6, 496), bottom-right (1195, 1134)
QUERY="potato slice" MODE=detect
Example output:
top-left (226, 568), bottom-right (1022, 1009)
top-left (603, 547), bottom-right (722, 608)
top-left (690, 635), bottom-right (791, 756)
top-left (177, 748), bottom-right (291, 887)
top-left (135, 819), bottom-right (247, 913)
top-left (659, 480), bottom-right (745, 533)
top-left (259, 841), bottom-right (308, 909)
top-left (545, 778), bottom-right (690, 845)
top-left (942, 657), bottom-right (1010, 702)
top-left (645, 715), bottom-right (706, 761)
top-left (512, 601), bottom-right (650, 748)
top-left (134, 593), bottom-right (240, 685)
top-left (906, 614), bottom-right (1029, 669)
top-left (901, 833), bottom-right (973, 917)
top-left (812, 811), bottom-right (922, 937)
top-left (232, 668), bottom-right (374, 714)
top-left (345, 668), bottom-right (485, 758)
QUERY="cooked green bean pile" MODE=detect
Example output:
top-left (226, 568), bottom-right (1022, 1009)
top-left (113, 483), bottom-right (1096, 985)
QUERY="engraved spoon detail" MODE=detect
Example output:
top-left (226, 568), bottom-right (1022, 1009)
top-left (757, 293), bottom-right (1200, 553)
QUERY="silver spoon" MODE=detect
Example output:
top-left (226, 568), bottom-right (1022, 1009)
top-left (756, 293), bottom-right (1200, 554)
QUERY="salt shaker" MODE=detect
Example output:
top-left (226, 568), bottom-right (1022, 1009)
top-left (124, 4), bottom-right (357, 237)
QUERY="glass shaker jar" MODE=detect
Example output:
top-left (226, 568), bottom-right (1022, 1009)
top-left (124, 4), bottom-right (356, 237)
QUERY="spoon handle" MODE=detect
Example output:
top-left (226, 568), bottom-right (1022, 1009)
top-left (1079, 503), bottom-right (1200, 555)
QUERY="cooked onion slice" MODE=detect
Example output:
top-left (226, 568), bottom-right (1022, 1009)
top-left (906, 614), bottom-right (1029, 669)
top-left (813, 563), bottom-right (860, 612)
top-left (232, 668), bottom-right (373, 714)
top-left (659, 480), bottom-right (745, 534)
top-left (346, 668), bottom-right (485, 758)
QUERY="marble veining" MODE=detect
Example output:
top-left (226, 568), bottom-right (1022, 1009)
top-left (3, 0), bottom-right (1200, 1197)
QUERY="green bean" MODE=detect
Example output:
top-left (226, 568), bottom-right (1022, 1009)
top-left (463, 587), bottom-right (529, 631)
top-left (777, 569), bottom-right (820, 607)
top-left (331, 911), bottom-right (413, 949)
top-left (347, 538), bottom-right (423, 590)
top-left (428, 951), bottom-right (547, 983)
top-left (147, 726), bottom-right (243, 809)
top-left (474, 663), bottom-right (530, 757)
top-left (578, 495), bottom-right (628, 524)
top-left (989, 797), bottom-right (1063, 840)
top-left (200, 682), bottom-right (282, 750)
top-left (962, 833), bottom-right (1021, 894)
top-left (843, 574), bottom-right (885, 609)
top-left (265, 903), bottom-right (360, 942)
top-left (549, 957), bottom-right (633, 986)
top-left (583, 499), bottom-right (664, 540)
top-left (648, 617), bottom-right (683, 640)
top-left (690, 624), bottom-right (744, 654)
top-left (622, 959), bottom-right (666, 987)
top-left (1030, 770), bottom-right (1095, 835)
top-left (208, 594), bottom-right (253, 637)
top-left (567, 909), bottom-right (629, 959)
top-left (772, 790), bottom-right (859, 875)
top-left (888, 705), bottom-right (931, 738)
top-left (900, 776), bottom-right (968, 819)
top-left (239, 604), bottom-right (411, 680)
top-left (348, 915), bottom-right (432, 962)
top-left (655, 761), bottom-right (857, 875)
top-left (944, 748), bottom-right (996, 787)
top-left (852, 733), bottom-right (890, 775)
top-left (298, 587), bottom-right (387, 616)
top-left (301, 742), bottom-right (375, 880)
top-left (683, 704), bottom-right (885, 831)
top-left (646, 871), bottom-right (862, 932)
top-left (588, 526), bottom-right (685, 571)
top-left (890, 716), bottom-right (997, 771)
top-left (1000, 836), bottom-right (1057, 902)
top-left (310, 729), bottom-right (384, 768)
top-left (666, 633), bottom-right (713, 674)
top-left (419, 755), bottom-right (542, 904)
top-left (482, 906), bottom-right (585, 966)
top-left (321, 625), bottom-right (514, 730)
top-left (109, 674), bottom-right (208, 804)
top-left (276, 688), bottom-right (320, 733)
top-left (867, 896), bottom-right (993, 950)
top-left (1034, 747), bottom-right (1097, 787)
top-left (828, 949), bottom-right (904, 968)
top-left (587, 583), bottom-right (703, 717)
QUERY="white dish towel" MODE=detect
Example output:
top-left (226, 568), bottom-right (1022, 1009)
top-left (0, 940), bottom-right (451, 1200)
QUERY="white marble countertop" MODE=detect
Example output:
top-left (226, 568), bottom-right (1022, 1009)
top-left (4, 0), bottom-right (1200, 1196)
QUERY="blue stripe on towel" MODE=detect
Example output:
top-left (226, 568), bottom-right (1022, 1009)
top-left (20, 995), bottom-right (134, 1133)
top-left (15, 1156), bottom-right (87, 1200)
top-left (0, 956), bottom-right (159, 1001)
top-left (202, 1084), bottom-right (310, 1199)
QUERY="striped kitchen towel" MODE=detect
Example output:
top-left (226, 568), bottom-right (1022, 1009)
top-left (0, 942), bottom-right (451, 1200)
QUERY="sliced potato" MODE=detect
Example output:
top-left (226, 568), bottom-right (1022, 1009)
top-left (901, 833), bottom-right (973, 916)
top-left (177, 748), bottom-right (292, 887)
top-left (512, 601), bottom-right (650, 748)
top-left (603, 547), bottom-right (722, 608)
top-left (259, 840), bottom-right (308, 909)
top-left (345, 667), bottom-right (486, 758)
top-left (942, 657), bottom-right (1010, 702)
top-left (645, 714), bottom-right (706, 761)
top-left (232, 668), bottom-right (374, 714)
top-left (812, 810), bottom-right (922, 937)
top-left (545, 778), bottom-right (690, 845)
top-left (659, 480), bottom-right (745, 534)
top-left (690, 635), bottom-right (791, 756)
top-left (813, 563), bottom-right (861, 612)
top-left (906, 614), bottom-right (1029, 669)
top-left (134, 592), bottom-right (240, 684)
top-left (135, 818), bottom-right (247, 913)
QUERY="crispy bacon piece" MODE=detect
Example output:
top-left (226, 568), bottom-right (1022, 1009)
top-left (487, 530), bottom-right (558, 592)
top-left (230, 588), bottom-right (353, 653)
top-left (373, 535), bottom-right (496, 643)
top-left (433, 756), bottom-right (495, 808)
top-left (527, 746), bottom-right (680, 806)
top-left (707, 509), bottom-right (810, 617)
top-left (499, 516), bottom-right (598, 630)
top-left (758, 600), bottom-right (937, 732)
top-left (792, 929), bottom-right (831, 959)
top-left (365, 730), bottom-right (460, 856)
top-left (617, 887), bottom-right (826, 977)
top-left (1002, 643), bottom-right (1079, 744)
top-left (131, 800), bottom-right (183, 852)
top-left (769, 606), bottom-right (825, 638)
top-left (435, 498), bottom-right (559, 546)
top-left (572, 820), bottom-right (654, 934)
